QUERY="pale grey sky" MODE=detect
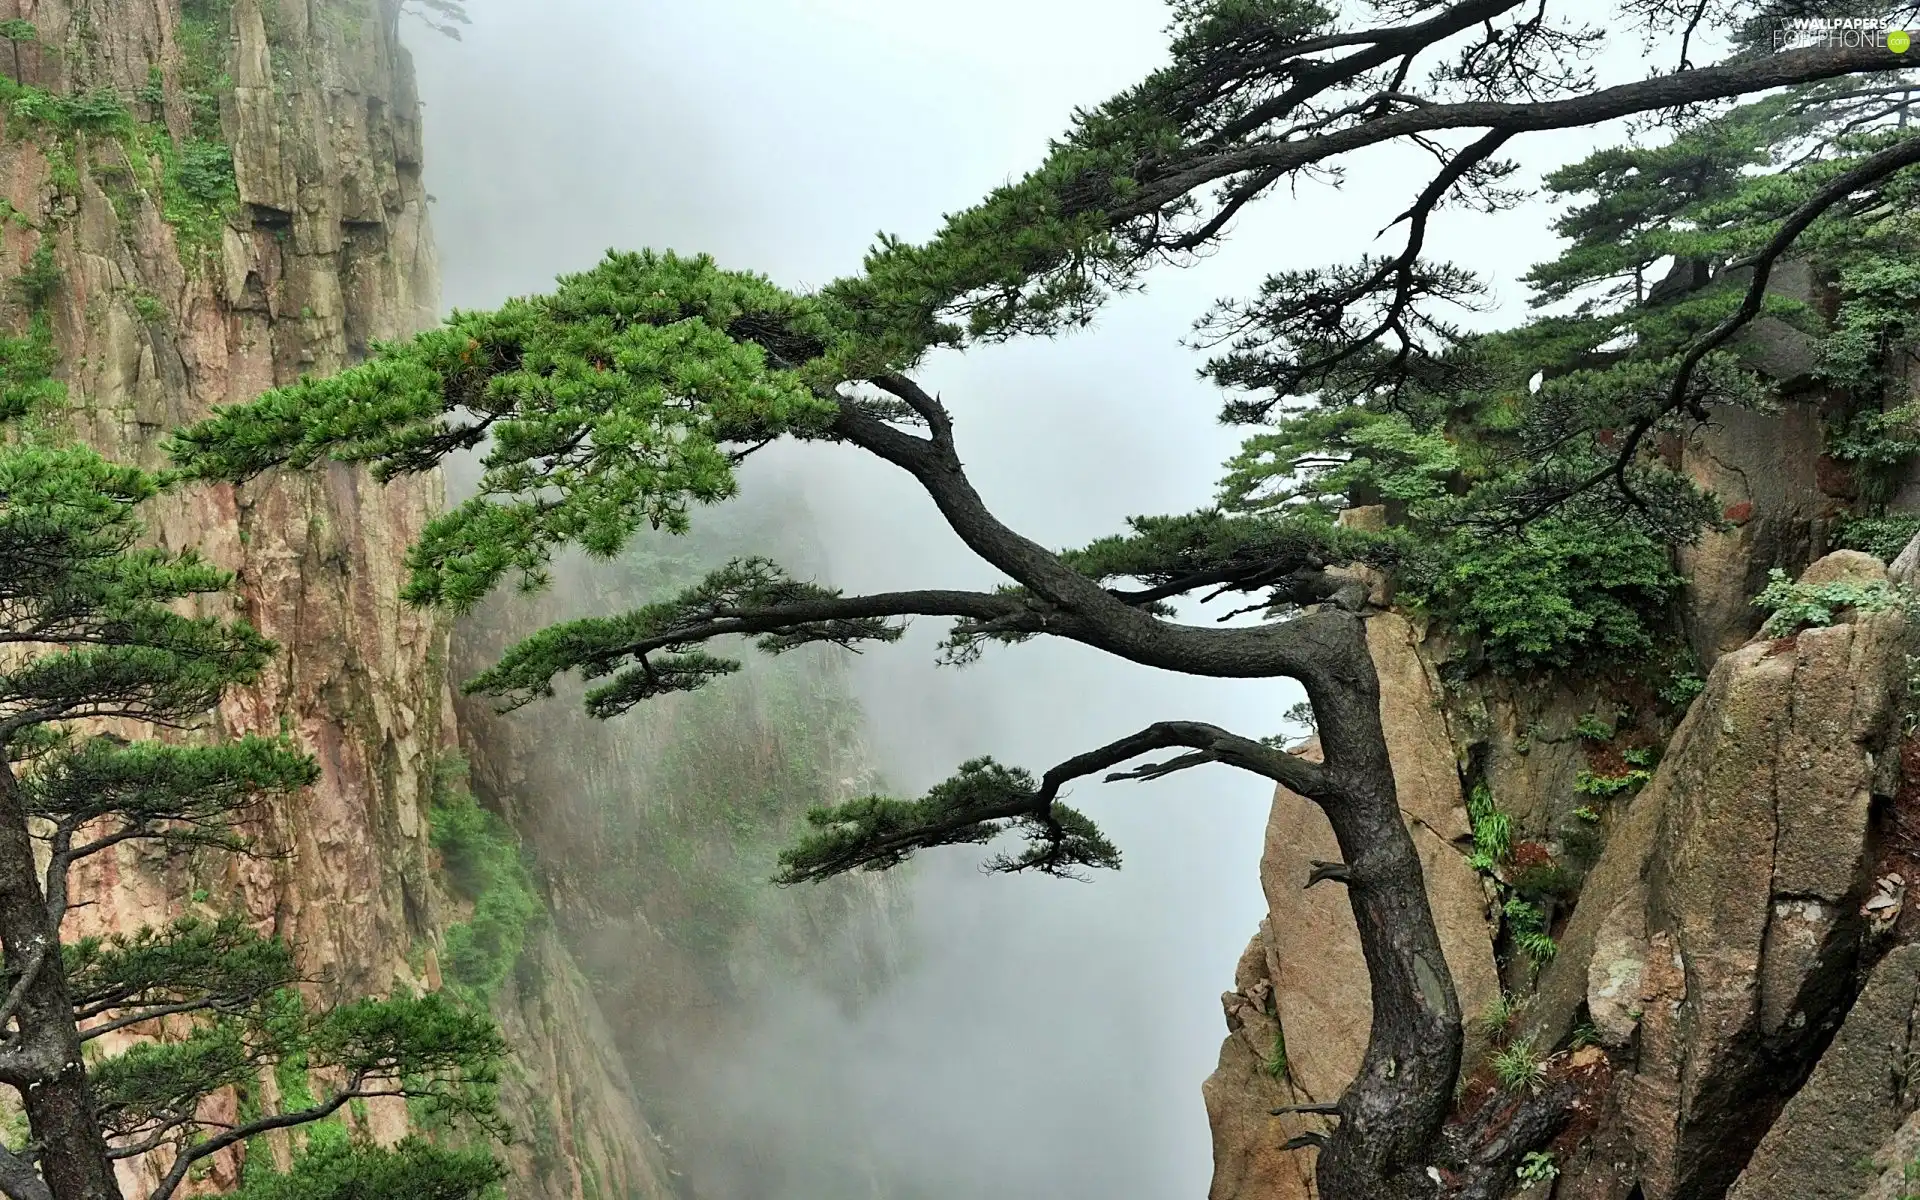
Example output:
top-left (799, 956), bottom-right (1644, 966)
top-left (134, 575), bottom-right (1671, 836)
top-left (408, 4), bottom-right (1635, 1194)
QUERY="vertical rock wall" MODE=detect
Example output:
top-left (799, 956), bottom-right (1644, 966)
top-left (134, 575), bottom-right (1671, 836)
top-left (0, 2), bottom-right (671, 1195)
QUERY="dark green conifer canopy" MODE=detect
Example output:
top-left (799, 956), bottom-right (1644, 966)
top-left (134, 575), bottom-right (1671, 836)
top-left (163, 0), bottom-right (1920, 889)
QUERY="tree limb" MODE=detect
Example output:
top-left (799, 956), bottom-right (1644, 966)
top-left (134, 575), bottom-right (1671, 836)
top-left (1307, 859), bottom-right (1352, 887)
top-left (77, 999), bottom-right (257, 1044)
top-left (0, 939), bottom-right (49, 1037)
top-left (1201, 127), bottom-right (1516, 417)
top-left (1212, 0), bottom-right (1528, 145)
top-left (1108, 42), bottom-right (1907, 226)
top-left (145, 1084), bottom-right (383, 1200)
top-left (871, 373), bottom-right (954, 447)
top-left (1103, 750), bottom-right (1217, 782)
top-left (1272, 1102), bottom-right (1344, 1116)
top-left (823, 400), bottom-right (1348, 684)
top-left (780, 719), bottom-right (1339, 884)
top-left (0, 1140), bottom-right (48, 1200)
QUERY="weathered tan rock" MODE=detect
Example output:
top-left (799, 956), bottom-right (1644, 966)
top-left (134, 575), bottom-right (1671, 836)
top-left (1857, 1109), bottom-right (1920, 1200)
top-left (1202, 930), bottom-right (1320, 1200)
top-left (1675, 401), bottom-right (1834, 666)
top-left (1263, 781), bottom-right (1496, 1104)
top-left (1734, 314), bottom-right (1821, 385)
top-left (1337, 505), bottom-right (1388, 532)
top-left (1672, 259), bottom-right (1856, 666)
top-left (1584, 890), bottom-right (1649, 1048)
top-left (1523, 551), bottom-right (1914, 1199)
top-left (1445, 667), bottom-right (1631, 848)
top-left (1889, 530), bottom-right (1920, 582)
top-left (1325, 508), bottom-right (1395, 605)
top-left (1367, 613), bottom-right (1472, 843)
top-left (1731, 945), bottom-right (1920, 1200)
top-left (1796, 548), bottom-right (1889, 587)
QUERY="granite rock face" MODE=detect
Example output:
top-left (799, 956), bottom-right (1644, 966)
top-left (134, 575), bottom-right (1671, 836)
top-left (0, 3), bottom-right (674, 1195)
top-left (1534, 559), bottom-right (1909, 1199)
top-left (1728, 945), bottom-right (1920, 1200)
top-left (1204, 548), bottom-right (1919, 1200)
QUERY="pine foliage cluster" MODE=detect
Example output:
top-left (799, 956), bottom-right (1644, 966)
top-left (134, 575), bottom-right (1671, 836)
top-left (154, 0), bottom-right (1920, 1074)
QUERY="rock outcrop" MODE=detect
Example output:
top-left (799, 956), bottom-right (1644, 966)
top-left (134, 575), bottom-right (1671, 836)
top-left (1534, 551), bottom-right (1908, 1199)
top-left (0, 2), bottom-right (674, 1195)
top-left (1674, 260), bottom-right (1849, 666)
top-left (1727, 944), bottom-right (1920, 1200)
top-left (1206, 543), bottom-right (1920, 1200)
top-left (1203, 926), bottom-right (1321, 1200)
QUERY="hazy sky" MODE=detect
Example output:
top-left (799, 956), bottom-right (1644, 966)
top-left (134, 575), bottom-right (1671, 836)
top-left (407, 4), bottom-right (1632, 1193)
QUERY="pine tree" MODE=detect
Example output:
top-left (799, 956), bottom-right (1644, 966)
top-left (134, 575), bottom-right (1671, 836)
top-left (0, 307), bottom-right (507, 1199)
top-left (168, 4), bottom-right (1920, 1197)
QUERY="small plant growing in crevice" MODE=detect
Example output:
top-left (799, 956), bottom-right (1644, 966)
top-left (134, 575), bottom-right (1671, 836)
top-left (0, 234), bottom-right (65, 428)
top-left (1658, 668), bottom-right (1705, 708)
top-left (1573, 713), bottom-right (1613, 741)
top-left (1513, 720), bottom-right (1546, 756)
top-left (1575, 766), bottom-right (1650, 798)
top-left (1264, 1028), bottom-right (1288, 1080)
top-left (1491, 1038), bottom-right (1549, 1094)
top-left (1562, 807), bottom-right (1607, 865)
top-left (1754, 567), bottom-right (1911, 637)
top-left (12, 238), bottom-right (59, 308)
top-left (1475, 992), bottom-right (1526, 1046)
top-left (1466, 781), bottom-right (1513, 873)
top-left (125, 287), bottom-right (168, 324)
top-left (1504, 897), bottom-right (1558, 973)
top-left (1517, 1149), bottom-right (1560, 1184)
top-left (1898, 1155), bottom-right (1920, 1200)
top-left (1463, 784), bottom-right (1560, 972)
top-left (428, 754), bottom-right (544, 1006)
top-left (138, 65), bottom-right (166, 110)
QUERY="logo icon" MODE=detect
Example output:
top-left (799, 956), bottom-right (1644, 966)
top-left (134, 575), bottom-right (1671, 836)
top-left (1893, 29), bottom-right (1913, 52)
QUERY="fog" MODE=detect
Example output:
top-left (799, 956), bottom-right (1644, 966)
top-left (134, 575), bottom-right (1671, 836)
top-left (407, 3), bottom-right (1631, 1194)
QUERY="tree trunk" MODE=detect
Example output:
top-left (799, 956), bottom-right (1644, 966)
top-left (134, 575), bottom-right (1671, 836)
top-left (0, 765), bottom-right (120, 1200)
top-left (1305, 612), bottom-right (1462, 1199)
top-left (20, 1082), bottom-right (118, 1200)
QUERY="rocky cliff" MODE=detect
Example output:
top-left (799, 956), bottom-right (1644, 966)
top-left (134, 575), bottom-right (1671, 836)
top-left (0, 2), bottom-right (671, 1195)
top-left (1205, 278), bottom-right (1920, 1199)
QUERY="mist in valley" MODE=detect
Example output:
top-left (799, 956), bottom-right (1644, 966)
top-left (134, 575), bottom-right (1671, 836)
top-left (405, 4), bottom-right (1635, 1194)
